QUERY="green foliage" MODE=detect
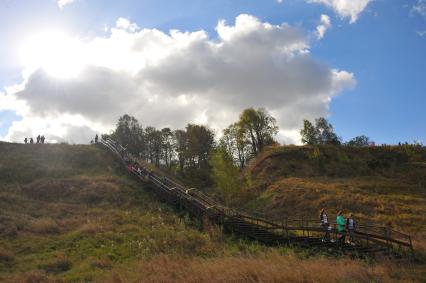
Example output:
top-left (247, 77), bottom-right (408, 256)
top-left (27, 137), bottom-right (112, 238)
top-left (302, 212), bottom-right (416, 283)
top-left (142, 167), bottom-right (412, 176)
top-left (108, 109), bottom-right (278, 188)
top-left (238, 108), bottom-right (279, 154)
top-left (112, 114), bottom-right (144, 155)
top-left (221, 123), bottom-right (251, 169)
top-left (307, 147), bottom-right (322, 160)
top-left (110, 115), bottom-right (217, 187)
top-left (346, 135), bottom-right (371, 147)
top-left (315, 117), bottom-right (341, 145)
top-left (300, 120), bottom-right (318, 145)
top-left (210, 147), bottom-right (244, 206)
top-left (185, 124), bottom-right (215, 169)
top-left (300, 117), bottom-right (341, 145)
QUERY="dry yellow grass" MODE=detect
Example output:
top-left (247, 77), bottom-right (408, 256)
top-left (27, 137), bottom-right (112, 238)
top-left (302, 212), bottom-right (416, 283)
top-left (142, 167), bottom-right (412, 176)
top-left (28, 218), bottom-right (59, 234)
top-left (244, 145), bottom-right (426, 254)
top-left (100, 253), bottom-right (423, 283)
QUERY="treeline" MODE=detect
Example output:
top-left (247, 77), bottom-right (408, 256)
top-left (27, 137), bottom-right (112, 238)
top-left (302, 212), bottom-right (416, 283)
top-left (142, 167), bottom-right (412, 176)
top-left (300, 118), bottom-right (373, 147)
top-left (107, 108), bottom-right (278, 188)
top-left (106, 112), bottom-right (381, 204)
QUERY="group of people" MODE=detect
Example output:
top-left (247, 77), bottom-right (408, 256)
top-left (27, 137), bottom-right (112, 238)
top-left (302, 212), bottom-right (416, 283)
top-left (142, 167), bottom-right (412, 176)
top-left (319, 209), bottom-right (357, 245)
top-left (127, 162), bottom-right (143, 175)
top-left (24, 135), bottom-right (46, 144)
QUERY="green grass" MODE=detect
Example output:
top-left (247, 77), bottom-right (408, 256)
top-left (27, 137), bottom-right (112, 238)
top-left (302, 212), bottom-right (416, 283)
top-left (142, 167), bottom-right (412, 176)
top-left (0, 143), bottom-right (425, 282)
top-left (0, 144), bottom-right (288, 282)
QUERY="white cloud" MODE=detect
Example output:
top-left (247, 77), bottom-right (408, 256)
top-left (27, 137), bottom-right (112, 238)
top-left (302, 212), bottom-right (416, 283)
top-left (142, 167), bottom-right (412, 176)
top-left (411, 1), bottom-right (426, 37)
top-left (3, 14), bottom-right (355, 144)
top-left (116, 17), bottom-right (140, 32)
top-left (411, 0), bottom-right (426, 18)
top-left (57, 0), bottom-right (75, 9)
top-left (307, 0), bottom-right (372, 23)
top-left (316, 14), bottom-right (331, 39)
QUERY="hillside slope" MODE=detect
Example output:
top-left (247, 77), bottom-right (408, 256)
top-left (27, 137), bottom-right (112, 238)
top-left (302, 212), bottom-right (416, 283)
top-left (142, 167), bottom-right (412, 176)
top-left (0, 143), bottom-right (232, 282)
top-left (0, 143), bottom-right (424, 282)
top-left (245, 145), bottom-right (426, 249)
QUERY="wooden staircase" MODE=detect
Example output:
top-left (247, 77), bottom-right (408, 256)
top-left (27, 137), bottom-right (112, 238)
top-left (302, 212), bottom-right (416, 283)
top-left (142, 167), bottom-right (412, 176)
top-left (99, 137), bottom-right (414, 259)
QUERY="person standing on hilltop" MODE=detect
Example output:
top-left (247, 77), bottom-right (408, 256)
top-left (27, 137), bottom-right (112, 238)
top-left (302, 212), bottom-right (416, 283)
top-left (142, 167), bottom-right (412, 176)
top-left (336, 211), bottom-right (346, 245)
top-left (41, 135), bottom-right (45, 144)
top-left (30, 137), bottom-right (34, 144)
top-left (36, 135), bottom-right (41, 144)
top-left (94, 134), bottom-right (98, 144)
top-left (24, 138), bottom-right (28, 144)
top-left (320, 208), bottom-right (330, 242)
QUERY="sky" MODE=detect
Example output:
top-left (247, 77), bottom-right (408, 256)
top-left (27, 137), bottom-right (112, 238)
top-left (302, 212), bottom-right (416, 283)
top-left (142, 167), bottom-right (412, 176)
top-left (0, 0), bottom-right (425, 144)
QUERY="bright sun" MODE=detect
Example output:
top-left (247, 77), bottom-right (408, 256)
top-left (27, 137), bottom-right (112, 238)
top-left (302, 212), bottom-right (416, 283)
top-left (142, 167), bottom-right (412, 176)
top-left (21, 31), bottom-right (85, 79)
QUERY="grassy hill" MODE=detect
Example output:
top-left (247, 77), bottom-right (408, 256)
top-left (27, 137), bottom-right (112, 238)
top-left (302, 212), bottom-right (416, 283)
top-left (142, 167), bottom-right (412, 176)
top-left (0, 143), bottom-right (425, 282)
top-left (244, 145), bottom-right (426, 251)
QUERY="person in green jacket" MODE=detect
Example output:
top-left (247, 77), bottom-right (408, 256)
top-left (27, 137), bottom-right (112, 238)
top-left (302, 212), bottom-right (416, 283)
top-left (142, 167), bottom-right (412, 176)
top-left (336, 210), bottom-right (346, 245)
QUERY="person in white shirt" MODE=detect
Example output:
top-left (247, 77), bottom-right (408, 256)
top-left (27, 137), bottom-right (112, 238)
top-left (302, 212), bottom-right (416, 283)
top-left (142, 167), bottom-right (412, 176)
top-left (346, 213), bottom-right (356, 244)
top-left (319, 208), bottom-right (330, 241)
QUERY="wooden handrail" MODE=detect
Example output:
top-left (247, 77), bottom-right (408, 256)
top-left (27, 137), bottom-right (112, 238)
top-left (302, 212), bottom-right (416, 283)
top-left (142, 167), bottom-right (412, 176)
top-left (98, 137), bottom-right (414, 254)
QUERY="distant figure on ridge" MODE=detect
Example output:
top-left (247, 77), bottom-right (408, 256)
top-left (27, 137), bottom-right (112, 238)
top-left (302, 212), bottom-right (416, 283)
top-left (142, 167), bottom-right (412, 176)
top-left (336, 211), bottom-right (346, 245)
top-left (24, 138), bottom-right (28, 144)
top-left (36, 135), bottom-right (41, 144)
top-left (30, 137), bottom-right (34, 144)
top-left (319, 208), bottom-right (330, 242)
top-left (94, 134), bottom-right (98, 144)
top-left (346, 213), bottom-right (356, 244)
top-left (41, 135), bottom-right (45, 144)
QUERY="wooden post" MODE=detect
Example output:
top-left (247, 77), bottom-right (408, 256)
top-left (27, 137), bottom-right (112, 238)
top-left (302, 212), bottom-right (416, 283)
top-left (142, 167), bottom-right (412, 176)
top-left (307, 219), bottom-right (310, 238)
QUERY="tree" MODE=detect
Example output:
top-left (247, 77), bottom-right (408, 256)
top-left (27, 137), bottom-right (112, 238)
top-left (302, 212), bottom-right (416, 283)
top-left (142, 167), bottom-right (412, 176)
top-left (186, 124), bottom-right (215, 169)
top-left (148, 128), bottom-right (163, 167)
top-left (300, 119), bottom-right (318, 145)
top-left (238, 108), bottom-right (278, 154)
top-left (221, 123), bottom-right (251, 169)
top-left (300, 117), bottom-right (341, 145)
top-left (315, 117), bottom-right (341, 145)
top-left (112, 114), bottom-right (144, 155)
top-left (144, 126), bottom-right (163, 165)
top-left (161, 128), bottom-right (174, 169)
top-left (346, 135), bottom-right (370, 147)
top-left (174, 129), bottom-right (187, 172)
top-left (210, 147), bottom-right (243, 206)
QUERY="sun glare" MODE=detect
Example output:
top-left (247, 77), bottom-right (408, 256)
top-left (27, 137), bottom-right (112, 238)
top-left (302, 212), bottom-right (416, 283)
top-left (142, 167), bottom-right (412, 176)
top-left (20, 31), bottom-right (85, 79)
